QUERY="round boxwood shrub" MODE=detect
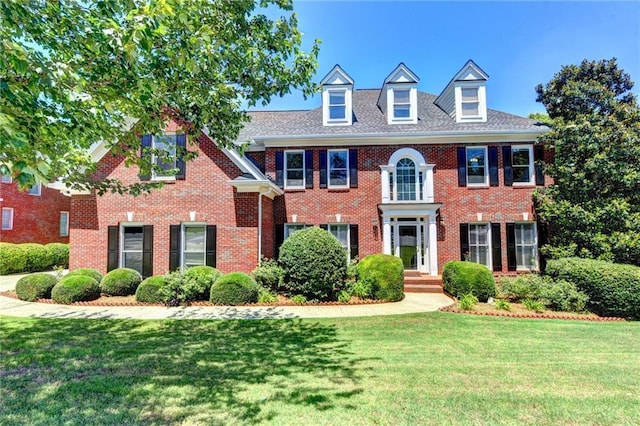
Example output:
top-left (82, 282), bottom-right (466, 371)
top-left (64, 268), bottom-right (103, 283)
top-left (135, 275), bottom-right (166, 303)
top-left (183, 265), bottom-right (222, 300)
top-left (442, 261), bottom-right (496, 302)
top-left (46, 243), bottom-right (69, 268)
top-left (278, 227), bottom-right (347, 301)
top-left (356, 254), bottom-right (404, 302)
top-left (15, 273), bottom-right (58, 301)
top-left (210, 272), bottom-right (259, 305)
top-left (51, 276), bottom-right (100, 304)
top-left (100, 267), bottom-right (142, 296)
top-left (0, 243), bottom-right (28, 275)
top-left (21, 243), bottom-right (53, 272)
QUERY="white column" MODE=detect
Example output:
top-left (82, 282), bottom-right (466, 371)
top-left (382, 217), bottom-right (392, 255)
top-left (428, 215), bottom-right (438, 275)
top-left (425, 165), bottom-right (435, 203)
top-left (416, 221), bottom-right (423, 272)
top-left (380, 166), bottom-right (390, 203)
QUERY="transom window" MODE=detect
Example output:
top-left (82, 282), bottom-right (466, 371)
top-left (27, 183), bottom-right (41, 196)
top-left (284, 151), bottom-right (304, 189)
top-left (468, 223), bottom-right (490, 268)
top-left (396, 158), bottom-right (416, 200)
top-left (152, 134), bottom-right (177, 179)
top-left (328, 224), bottom-right (350, 261)
top-left (512, 146), bottom-right (534, 184)
top-left (2, 208), bottom-right (13, 230)
top-left (183, 224), bottom-right (206, 268)
top-left (515, 223), bottom-right (537, 270)
top-left (461, 87), bottom-right (479, 117)
top-left (60, 212), bottom-right (69, 237)
top-left (121, 226), bottom-right (143, 274)
top-left (329, 149), bottom-right (348, 188)
top-left (466, 147), bottom-right (487, 185)
top-left (393, 89), bottom-right (411, 119)
top-left (284, 223), bottom-right (306, 239)
top-left (328, 90), bottom-right (346, 120)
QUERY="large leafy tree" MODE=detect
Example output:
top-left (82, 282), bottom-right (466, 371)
top-left (534, 58), bottom-right (640, 265)
top-left (1, 0), bottom-right (319, 194)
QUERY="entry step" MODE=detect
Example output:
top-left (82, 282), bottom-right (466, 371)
top-left (404, 272), bottom-right (443, 293)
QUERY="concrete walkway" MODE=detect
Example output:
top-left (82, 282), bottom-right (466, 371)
top-left (0, 271), bottom-right (454, 320)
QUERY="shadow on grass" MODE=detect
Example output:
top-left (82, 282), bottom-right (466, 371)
top-left (1, 317), bottom-right (370, 424)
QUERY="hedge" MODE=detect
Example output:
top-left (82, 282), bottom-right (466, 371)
top-left (0, 243), bottom-right (70, 275)
top-left (64, 268), bottom-right (103, 283)
top-left (100, 268), bottom-right (142, 296)
top-left (15, 273), bottom-right (58, 302)
top-left (546, 257), bottom-right (640, 319)
top-left (442, 261), bottom-right (496, 302)
top-left (210, 272), bottom-right (259, 305)
top-left (135, 276), bottom-right (166, 303)
top-left (356, 254), bottom-right (404, 302)
top-left (51, 275), bottom-right (101, 304)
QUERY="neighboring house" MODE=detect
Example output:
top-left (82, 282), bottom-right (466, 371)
top-left (63, 60), bottom-right (549, 279)
top-left (0, 177), bottom-right (71, 244)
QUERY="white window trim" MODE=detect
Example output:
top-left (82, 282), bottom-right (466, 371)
top-left (511, 145), bottom-right (535, 186)
top-left (466, 146), bottom-right (489, 187)
top-left (328, 149), bottom-right (349, 189)
top-left (515, 222), bottom-right (538, 271)
top-left (2, 207), bottom-right (13, 230)
top-left (284, 150), bottom-right (305, 190)
top-left (151, 133), bottom-right (177, 182)
top-left (28, 183), bottom-right (41, 196)
top-left (181, 223), bottom-right (206, 271)
top-left (119, 223), bottom-right (145, 271)
top-left (380, 148), bottom-right (435, 203)
top-left (1, 175), bottom-right (11, 184)
top-left (323, 87), bottom-right (352, 126)
top-left (455, 82), bottom-right (487, 123)
top-left (328, 223), bottom-right (351, 262)
top-left (60, 211), bottom-right (69, 237)
top-left (392, 89), bottom-right (411, 120)
top-left (387, 85), bottom-right (418, 124)
top-left (468, 222), bottom-right (492, 270)
top-left (284, 223), bottom-right (307, 239)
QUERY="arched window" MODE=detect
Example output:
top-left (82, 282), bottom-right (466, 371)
top-left (396, 158), bottom-right (416, 200)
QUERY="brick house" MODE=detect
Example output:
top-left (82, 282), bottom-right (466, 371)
top-left (1, 177), bottom-right (71, 244)
top-left (64, 60), bottom-right (549, 281)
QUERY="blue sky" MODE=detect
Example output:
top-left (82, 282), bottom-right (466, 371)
top-left (256, 1), bottom-right (640, 117)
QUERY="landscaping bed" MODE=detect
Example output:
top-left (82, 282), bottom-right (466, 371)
top-left (440, 301), bottom-right (624, 321)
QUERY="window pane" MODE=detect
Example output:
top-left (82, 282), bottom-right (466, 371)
top-left (285, 224), bottom-right (305, 239)
top-left (184, 226), bottom-right (205, 252)
top-left (329, 106), bottom-right (345, 119)
top-left (153, 135), bottom-right (177, 175)
top-left (394, 89), bottom-right (410, 103)
top-left (467, 148), bottom-right (486, 184)
top-left (185, 252), bottom-right (205, 267)
top-left (394, 105), bottom-right (410, 118)
top-left (512, 149), bottom-right (530, 166)
top-left (60, 213), bottom-right (69, 237)
top-left (461, 88), bottom-right (478, 101)
top-left (513, 166), bottom-right (530, 183)
top-left (28, 183), bottom-right (41, 195)
top-left (461, 102), bottom-right (479, 116)
top-left (330, 170), bottom-right (347, 186)
top-left (469, 224), bottom-right (490, 267)
top-left (329, 92), bottom-right (345, 105)
top-left (286, 152), bottom-right (303, 168)
top-left (330, 151), bottom-right (347, 169)
top-left (1, 175), bottom-right (11, 183)
top-left (123, 227), bottom-right (143, 251)
top-left (2, 209), bottom-right (11, 230)
top-left (123, 252), bottom-right (143, 274)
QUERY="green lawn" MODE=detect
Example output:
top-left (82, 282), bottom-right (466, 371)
top-left (1, 313), bottom-right (638, 425)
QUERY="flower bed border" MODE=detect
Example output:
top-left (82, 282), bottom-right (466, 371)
top-left (439, 304), bottom-right (626, 322)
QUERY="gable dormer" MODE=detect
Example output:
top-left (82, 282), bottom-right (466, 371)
top-left (435, 60), bottom-right (489, 123)
top-left (377, 63), bottom-right (419, 125)
top-left (320, 65), bottom-right (354, 126)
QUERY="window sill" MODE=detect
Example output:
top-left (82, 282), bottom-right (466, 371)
top-left (152, 176), bottom-right (176, 183)
top-left (284, 187), bottom-right (306, 192)
top-left (328, 186), bottom-right (350, 192)
top-left (512, 182), bottom-right (535, 188)
top-left (467, 184), bottom-right (489, 189)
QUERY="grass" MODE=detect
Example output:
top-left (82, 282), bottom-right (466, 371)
top-left (1, 313), bottom-right (639, 425)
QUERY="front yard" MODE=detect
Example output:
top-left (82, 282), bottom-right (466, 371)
top-left (1, 313), bottom-right (638, 425)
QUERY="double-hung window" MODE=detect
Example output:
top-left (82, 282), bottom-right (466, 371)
top-left (28, 183), bottom-right (41, 196)
top-left (285, 151), bottom-right (304, 189)
top-left (2, 208), bottom-right (13, 230)
top-left (461, 87), bottom-right (480, 117)
top-left (284, 223), bottom-right (306, 239)
top-left (328, 149), bottom-right (348, 188)
top-left (182, 224), bottom-right (206, 268)
top-left (328, 90), bottom-right (346, 121)
top-left (512, 146), bottom-right (534, 184)
top-left (393, 89), bottom-right (411, 119)
top-left (121, 226), bottom-right (144, 274)
top-left (466, 147), bottom-right (488, 186)
top-left (152, 134), bottom-right (177, 179)
top-left (60, 212), bottom-right (69, 237)
top-left (328, 224), bottom-right (350, 261)
top-left (515, 223), bottom-right (537, 270)
top-left (468, 223), bottom-right (491, 268)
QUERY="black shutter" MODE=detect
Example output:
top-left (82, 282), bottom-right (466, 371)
top-left (107, 225), bottom-right (119, 272)
top-left (176, 134), bottom-right (186, 180)
top-left (534, 145), bottom-right (545, 186)
top-left (506, 223), bottom-right (517, 271)
top-left (503, 146), bottom-right (513, 186)
top-left (275, 151), bottom-right (284, 188)
top-left (489, 146), bottom-right (499, 186)
top-left (319, 149), bottom-right (328, 188)
top-left (349, 149), bottom-right (358, 188)
top-left (319, 224), bottom-right (328, 231)
top-left (491, 223), bottom-right (502, 272)
top-left (142, 225), bottom-right (154, 278)
top-left (536, 219), bottom-right (547, 272)
top-left (140, 134), bottom-right (152, 181)
top-left (275, 224), bottom-right (284, 259)
top-left (206, 225), bottom-right (217, 267)
top-left (349, 224), bottom-right (359, 260)
top-left (457, 147), bottom-right (467, 187)
top-left (459, 223), bottom-right (469, 260)
top-left (305, 150), bottom-right (313, 189)
top-left (169, 225), bottom-right (181, 271)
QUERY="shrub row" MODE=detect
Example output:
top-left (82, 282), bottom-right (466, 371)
top-left (497, 274), bottom-right (588, 313)
top-left (0, 243), bottom-right (69, 275)
top-left (546, 257), bottom-right (640, 320)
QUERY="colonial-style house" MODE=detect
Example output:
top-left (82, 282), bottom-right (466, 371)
top-left (64, 60), bottom-right (549, 290)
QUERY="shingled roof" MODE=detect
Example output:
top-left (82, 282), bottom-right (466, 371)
top-left (237, 89), bottom-right (547, 144)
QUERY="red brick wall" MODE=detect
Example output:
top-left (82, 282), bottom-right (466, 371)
top-left (0, 181), bottom-right (70, 244)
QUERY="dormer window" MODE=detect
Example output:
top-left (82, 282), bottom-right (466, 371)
top-left (461, 87), bottom-right (479, 117)
top-left (378, 63), bottom-right (419, 125)
top-left (328, 90), bottom-right (347, 121)
top-left (435, 60), bottom-right (489, 123)
top-left (393, 89), bottom-right (411, 119)
top-left (320, 65), bottom-right (354, 126)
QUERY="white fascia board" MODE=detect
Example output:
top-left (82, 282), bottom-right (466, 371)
top-left (228, 179), bottom-right (283, 198)
top-left (88, 117), bottom-right (139, 163)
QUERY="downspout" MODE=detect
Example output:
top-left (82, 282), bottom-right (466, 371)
top-left (257, 190), bottom-right (263, 265)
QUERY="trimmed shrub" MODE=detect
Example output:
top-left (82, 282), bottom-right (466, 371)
top-left (0, 243), bottom-right (28, 275)
top-left (183, 265), bottom-right (222, 300)
top-left (65, 268), bottom-right (103, 283)
top-left (497, 274), bottom-right (544, 302)
top-left (46, 243), bottom-right (69, 268)
top-left (252, 258), bottom-right (284, 292)
top-left (442, 261), bottom-right (496, 302)
top-left (546, 257), bottom-right (640, 319)
top-left (278, 227), bottom-right (347, 301)
top-left (100, 268), bottom-right (142, 296)
top-left (357, 254), bottom-right (404, 302)
top-left (210, 272), bottom-right (259, 306)
top-left (135, 276), bottom-right (166, 303)
top-left (52, 276), bottom-right (100, 304)
top-left (15, 273), bottom-right (58, 301)
top-left (538, 279), bottom-right (588, 312)
top-left (21, 244), bottom-right (53, 273)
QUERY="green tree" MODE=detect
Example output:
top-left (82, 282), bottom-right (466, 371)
top-left (534, 58), bottom-right (640, 265)
top-left (1, 0), bottom-right (319, 194)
